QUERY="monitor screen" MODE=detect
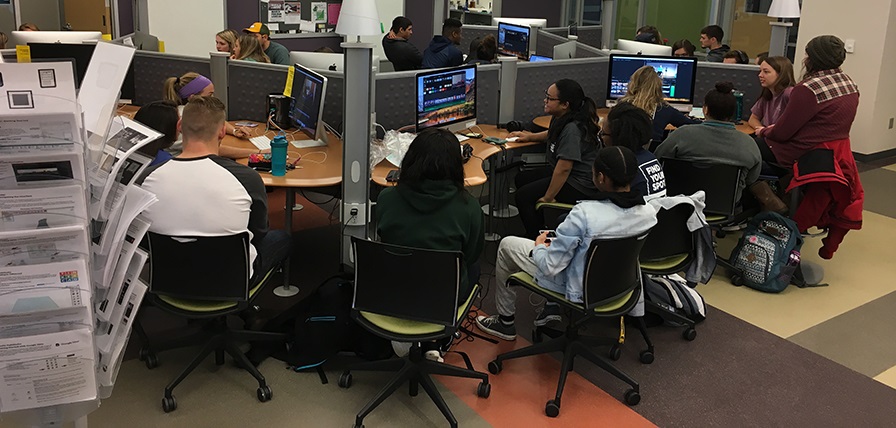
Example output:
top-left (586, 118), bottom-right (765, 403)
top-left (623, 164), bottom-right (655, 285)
top-left (415, 64), bottom-right (477, 133)
top-left (28, 43), bottom-right (136, 100)
top-left (290, 64), bottom-right (328, 141)
top-left (607, 54), bottom-right (698, 105)
top-left (497, 22), bottom-right (530, 60)
top-left (529, 55), bottom-right (552, 62)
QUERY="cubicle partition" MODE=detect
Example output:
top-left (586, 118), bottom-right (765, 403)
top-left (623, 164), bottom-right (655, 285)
top-left (535, 30), bottom-right (571, 58)
top-left (694, 63), bottom-right (761, 120)
top-left (575, 42), bottom-right (606, 58)
top-left (513, 57), bottom-right (609, 122)
top-left (544, 26), bottom-right (603, 49)
top-left (373, 63), bottom-right (501, 132)
top-left (460, 25), bottom-right (499, 57)
top-left (132, 51), bottom-right (210, 106)
top-left (227, 61), bottom-right (344, 128)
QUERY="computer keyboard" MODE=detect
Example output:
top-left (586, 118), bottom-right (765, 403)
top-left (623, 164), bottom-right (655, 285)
top-left (249, 135), bottom-right (271, 150)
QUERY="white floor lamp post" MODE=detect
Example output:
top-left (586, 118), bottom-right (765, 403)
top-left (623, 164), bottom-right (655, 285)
top-left (768, 0), bottom-right (801, 57)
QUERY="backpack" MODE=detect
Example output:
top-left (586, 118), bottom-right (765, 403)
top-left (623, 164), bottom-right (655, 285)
top-left (643, 273), bottom-right (707, 325)
top-left (729, 212), bottom-right (803, 293)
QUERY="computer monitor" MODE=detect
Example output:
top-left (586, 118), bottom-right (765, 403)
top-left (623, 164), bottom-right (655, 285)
top-left (415, 64), bottom-right (477, 134)
top-left (553, 41), bottom-right (576, 60)
top-left (606, 54), bottom-right (698, 111)
top-left (529, 55), bottom-right (552, 62)
top-left (289, 51), bottom-right (343, 72)
top-left (492, 17), bottom-right (547, 28)
top-left (290, 63), bottom-right (329, 145)
top-left (28, 42), bottom-right (136, 101)
top-left (9, 31), bottom-right (102, 46)
top-left (497, 22), bottom-right (531, 61)
top-left (616, 39), bottom-right (673, 56)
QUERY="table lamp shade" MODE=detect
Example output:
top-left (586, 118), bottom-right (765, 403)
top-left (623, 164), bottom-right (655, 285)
top-left (768, 0), bottom-right (801, 18)
top-left (335, 0), bottom-right (382, 36)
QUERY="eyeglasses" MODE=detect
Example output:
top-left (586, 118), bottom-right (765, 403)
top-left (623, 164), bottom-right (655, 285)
top-left (543, 91), bottom-right (560, 102)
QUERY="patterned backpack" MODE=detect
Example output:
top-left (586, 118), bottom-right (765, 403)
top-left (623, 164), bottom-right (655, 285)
top-left (729, 212), bottom-right (803, 293)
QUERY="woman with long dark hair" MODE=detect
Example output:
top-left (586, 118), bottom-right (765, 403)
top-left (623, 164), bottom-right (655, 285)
top-left (508, 78), bottom-right (600, 238)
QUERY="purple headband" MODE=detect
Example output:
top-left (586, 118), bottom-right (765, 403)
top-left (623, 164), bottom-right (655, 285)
top-left (177, 75), bottom-right (213, 100)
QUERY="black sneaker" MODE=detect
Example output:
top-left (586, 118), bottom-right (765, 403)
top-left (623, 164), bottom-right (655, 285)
top-left (475, 315), bottom-right (517, 341)
top-left (534, 304), bottom-right (562, 326)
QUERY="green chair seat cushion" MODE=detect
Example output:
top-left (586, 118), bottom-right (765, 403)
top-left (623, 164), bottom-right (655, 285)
top-left (536, 202), bottom-right (575, 211)
top-left (640, 253), bottom-right (690, 272)
top-left (706, 214), bottom-right (728, 223)
top-left (508, 272), bottom-right (633, 314)
top-left (157, 268), bottom-right (273, 312)
top-left (360, 285), bottom-right (478, 336)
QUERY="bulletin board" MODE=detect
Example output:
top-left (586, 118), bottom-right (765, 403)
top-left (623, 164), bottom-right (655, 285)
top-left (259, 0), bottom-right (344, 33)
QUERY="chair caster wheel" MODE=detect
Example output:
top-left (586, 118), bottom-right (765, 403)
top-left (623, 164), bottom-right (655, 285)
top-left (338, 372), bottom-right (353, 388)
top-left (639, 350), bottom-right (654, 364)
top-left (144, 353), bottom-right (159, 370)
top-left (162, 396), bottom-right (177, 413)
top-left (624, 389), bottom-right (641, 406)
top-left (532, 329), bottom-right (543, 343)
top-left (730, 274), bottom-right (743, 286)
top-left (257, 385), bottom-right (272, 402)
top-left (545, 399), bottom-right (560, 417)
top-left (487, 360), bottom-right (502, 375)
top-left (608, 345), bottom-right (621, 361)
top-left (683, 327), bottom-right (697, 341)
top-left (477, 382), bottom-right (491, 398)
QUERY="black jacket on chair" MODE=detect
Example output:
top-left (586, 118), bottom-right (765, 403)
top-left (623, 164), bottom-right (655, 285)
top-left (382, 35), bottom-right (422, 71)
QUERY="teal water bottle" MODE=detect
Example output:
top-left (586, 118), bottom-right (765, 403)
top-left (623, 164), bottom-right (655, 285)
top-left (733, 90), bottom-right (744, 124)
top-left (271, 135), bottom-right (287, 177)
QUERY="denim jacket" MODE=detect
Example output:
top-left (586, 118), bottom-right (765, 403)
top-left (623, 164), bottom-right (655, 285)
top-left (532, 199), bottom-right (658, 303)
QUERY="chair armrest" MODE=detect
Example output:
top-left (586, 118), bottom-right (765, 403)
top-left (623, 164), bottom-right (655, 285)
top-left (536, 202), bottom-right (575, 212)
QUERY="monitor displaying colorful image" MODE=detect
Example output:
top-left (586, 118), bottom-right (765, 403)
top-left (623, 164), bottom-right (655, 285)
top-left (415, 64), bottom-right (477, 133)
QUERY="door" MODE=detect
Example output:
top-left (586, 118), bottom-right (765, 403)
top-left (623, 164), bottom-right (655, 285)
top-left (63, 0), bottom-right (110, 33)
top-left (729, 0), bottom-right (775, 57)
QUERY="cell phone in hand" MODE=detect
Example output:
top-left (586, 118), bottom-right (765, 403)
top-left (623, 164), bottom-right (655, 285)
top-left (539, 230), bottom-right (557, 238)
top-left (386, 169), bottom-right (400, 182)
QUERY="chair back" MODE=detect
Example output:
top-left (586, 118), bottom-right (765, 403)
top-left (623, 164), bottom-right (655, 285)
top-left (661, 158), bottom-right (741, 216)
top-left (351, 237), bottom-right (461, 326)
top-left (639, 203), bottom-right (695, 262)
top-left (146, 232), bottom-right (250, 302)
top-left (582, 232), bottom-right (650, 309)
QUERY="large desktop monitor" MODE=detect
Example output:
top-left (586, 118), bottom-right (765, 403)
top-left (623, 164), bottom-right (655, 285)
top-left (606, 54), bottom-right (698, 111)
top-left (9, 31), bottom-right (102, 46)
top-left (289, 63), bottom-right (329, 145)
top-left (27, 42), bottom-right (136, 101)
top-left (616, 39), bottom-right (673, 56)
top-left (415, 64), bottom-right (477, 134)
top-left (289, 51), bottom-right (343, 72)
top-left (497, 22), bottom-right (531, 61)
top-left (553, 40), bottom-right (576, 60)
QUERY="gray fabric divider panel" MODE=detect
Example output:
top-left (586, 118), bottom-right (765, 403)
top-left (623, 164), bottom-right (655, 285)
top-left (460, 25), bottom-right (498, 57)
top-left (227, 61), bottom-right (344, 127)
top-left (695, 63), bottom-right (761, 120)
top-left (536, 30), bottom-right (569, 58)
top-left (575, 42), bottom-right (605, 58)
top-left (373, 64), bottom-right (500, 131)
top-left (576, 26), bottom-right (603, 49)
top-left (133, 52), bottom-right (210, 106)
top-left (514, 58), bottom-right (609, 122)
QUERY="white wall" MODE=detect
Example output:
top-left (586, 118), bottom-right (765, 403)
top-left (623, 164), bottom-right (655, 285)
top-left (796, 0), bottom-right (896, 156)
top-left (147, 0), bottom-right (225, 57)
top-left (359, 0), bottom-right (404, 59)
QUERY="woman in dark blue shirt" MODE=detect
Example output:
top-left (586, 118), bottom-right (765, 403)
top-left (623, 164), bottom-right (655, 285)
top-left (619, 66), bottom-right (700, 143)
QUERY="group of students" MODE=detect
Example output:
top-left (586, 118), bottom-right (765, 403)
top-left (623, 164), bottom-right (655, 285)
top-left (383, 17), bottom-right (472, 71)
top-left (213, 22), bottom-right (291, 65)
top-left (642, 24), bottom-right (752, 65)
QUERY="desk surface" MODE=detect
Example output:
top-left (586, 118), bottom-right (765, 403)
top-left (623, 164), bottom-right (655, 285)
top-left (533, 108), bottom-right (755, 135)
top-left (371, 124), bottom-right (538, 187)
top-left (227, 128), bottom-right (343, 188)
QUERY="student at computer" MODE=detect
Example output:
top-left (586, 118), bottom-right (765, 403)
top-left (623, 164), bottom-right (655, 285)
top-left (601, 102), bottom-right (666, 201)
top-left (243, 22), bottom-right (290, 65)
top-left (422, 18), bottom-right (464, 69)
top-left (508, 79), bottom-right (600, 238)
top-left (375, 128), bottom-right (484, 304)
top-left (467, 35), bottom-right (497, 65)
top-left (134, 100), bottom-right (179, 166)
top-left (475, 146), bottom-right (658, 341)
top-left (382, 16), bottom-right (423, 71)
top-left (699, 25), bottom-right (729, 62)
top-left (672, 39), bottom-right (696, 57)
top-left (748, 56), bottom-right (795, 132)
top-left (162, 72), bottom-right (264, 159)
top-left (723, 50), bottom-right (750, 64)
top-left (618, 66), bottom-right (700, 143)
top-left (760, 35), bottom-right (862, 259)
top-left (655, 82), bottom-right (767, 209)
top-left (215, 29), bottom-right (240, 58)
top-left (235, 34), bottom-right (271, 63)
top-left (635, 25), bottom-right (662, 44)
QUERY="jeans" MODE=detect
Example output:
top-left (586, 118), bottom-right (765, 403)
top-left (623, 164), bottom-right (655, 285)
top-left (493, 237), bottom-right (537, 317)
top-left (251, 230), bottom-right (292, 285)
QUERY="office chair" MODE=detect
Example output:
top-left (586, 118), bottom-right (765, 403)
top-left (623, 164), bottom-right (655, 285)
top-left (141, 232), bottom-right (285, 413)
top-left (487, 233), bottom-right (650, 417)
top-left (536, 201), bottom-right (575, 230)
top-left (638, 203), bottom-right (701, 361)
top-left (338, 238), bottom-right (490, 428)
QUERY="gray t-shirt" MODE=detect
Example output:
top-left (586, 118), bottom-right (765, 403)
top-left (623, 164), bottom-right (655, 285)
top-left (547, 121), bottom-right (598, 194)
top-left (265, 41), bottom-right (291, 65)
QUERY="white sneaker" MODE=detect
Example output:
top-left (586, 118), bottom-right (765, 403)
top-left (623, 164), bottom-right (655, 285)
top-left (424, 350), bottom-right (444, 363)
top-left (391, 341), bottom-right (411, 357)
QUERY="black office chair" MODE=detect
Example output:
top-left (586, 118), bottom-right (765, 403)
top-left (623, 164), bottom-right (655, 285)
top-left (487, 233), bottom-right (651, 417)
top-left (638, 203), bottom-right (700, 353)
top-left (338, 238), bottom-right (490, 428)
top-left (141, 232), bottom-right (285, 413)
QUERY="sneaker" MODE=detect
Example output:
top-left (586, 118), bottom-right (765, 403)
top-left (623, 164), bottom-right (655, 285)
top-left (475, 315), bottom-right (517, 341)
top-left (534, 304), bottom-right (562, 327)
top-left (424, 350), bottom-right (444, 363)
